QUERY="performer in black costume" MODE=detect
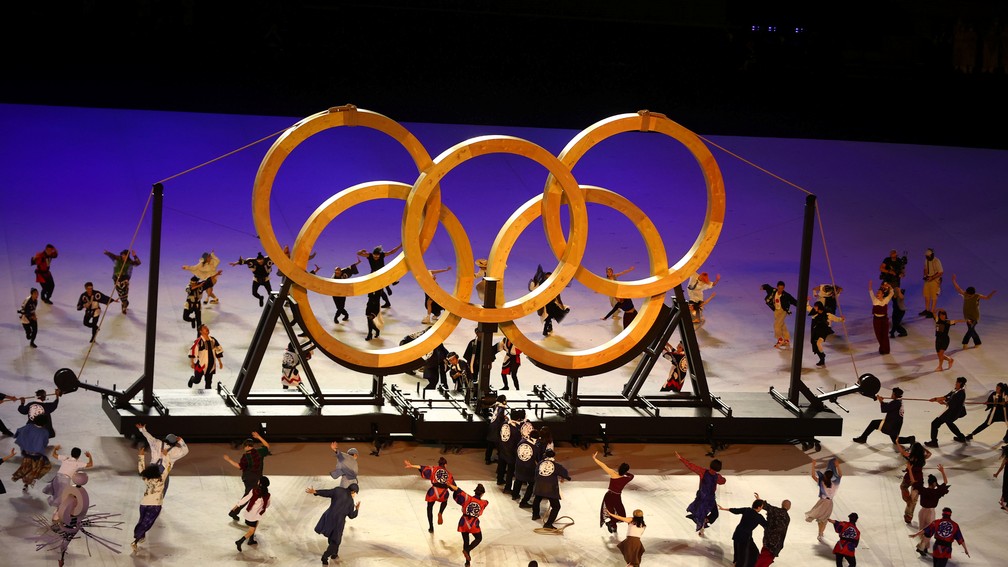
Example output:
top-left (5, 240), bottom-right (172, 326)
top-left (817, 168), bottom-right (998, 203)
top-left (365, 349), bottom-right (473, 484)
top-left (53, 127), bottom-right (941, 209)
top-left (965, 382), bottom-right (1008, 443)
top-left (531, 448), bottom-right (571, 530)
top-left (852, 387), bottom-right (916, 446)
top-left (230, 253), bottom-right (274, 307)
top-left (358, 245), bottom-right (402, 309)
top-left (76, 281), bottom-right (114, 342)
top-left (18, 288), bottom-right (39, 348)
top-left (925, 377), bottom-right (968, 447)
top-left (529, 264), bottom-right (570, 337)
top-left (331, 259), bottom-right (361, 323)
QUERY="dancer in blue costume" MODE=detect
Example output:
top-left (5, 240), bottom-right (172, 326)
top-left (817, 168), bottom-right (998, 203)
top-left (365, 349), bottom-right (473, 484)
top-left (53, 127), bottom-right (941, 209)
top-left (676, 451), bottom-right (726, 536)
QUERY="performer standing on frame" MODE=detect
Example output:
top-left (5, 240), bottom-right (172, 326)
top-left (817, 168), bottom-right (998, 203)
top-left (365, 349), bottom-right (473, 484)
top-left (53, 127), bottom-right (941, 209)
top-left (753, 492), bottom-right (791, 567)
top-left (234, 476), bottom-right (270, 551)
top-left (828, 513), bottom-right (860, 567)
top-left (405, 457), bottom-right (455, 533)
top-left (966, 382), bottom-right (1008, 443)
top-left (592, 451), bottom-right (634, 534)
top-left (230, 252), bottom-right (273, 307)
top-left (804, 457), bottom-right (842, 542)
top-left (182, 251), bottom-right (221, 304)
top-left (761, 281), bottom-right (797, 348)
top-left (76, 281), bottom-right (114, 342)
top-left (661, 341), bottom-right (689, 392)
top-left (330, 259), bottom-right (361, 323)
top-left (909, 507), bottom-right (970, 566)
top-left (132, 446), bottom-right (171, 551)
top-left (951, 274), bottom-right (996, 348)
top-left (676, 451), bottom-right (726, 536)
top-left (448, 482), bottom-right (488, 567)
top-left (18, 287), bottom-right (39, 348)
top-left (925, 376), bottom-right (968, 447)
top-left (32, 244), bottom-right (58, 305)
top-left (852, 387), bottom-right (916, 446)
top-left (869, 280), bottom-right (895, 355)
top-left (187, 324), bottom-right (223, 389)
top-left (605, 509), bottom-right (646, 567)
top-left (306, 482), bottom-right (360, 565)
top-left (104, 248), bottom-right (141, 314)
top-left (358, 244), bottom-right (402, 309)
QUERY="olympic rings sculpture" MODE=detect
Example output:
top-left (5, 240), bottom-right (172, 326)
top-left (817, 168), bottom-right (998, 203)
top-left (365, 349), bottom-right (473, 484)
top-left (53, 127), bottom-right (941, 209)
top-left (252, 105), bottom-right (725, 371)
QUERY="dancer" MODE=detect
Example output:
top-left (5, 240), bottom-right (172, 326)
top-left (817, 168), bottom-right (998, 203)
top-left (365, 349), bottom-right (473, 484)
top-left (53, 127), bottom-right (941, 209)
top-left (182, 251), bottom-right (221, 304)
top-left (364, 290), bottom-right (382, 340)
top-left (852, 387), bottom-right (916, 445)
top-left (135, 423), bottom-right (187, 494)
top-left (497, 409), bottom-right (523, 493)
top-left (329, 442), bottom-right (360, 489)
top-left (812, 283), bottom-right (843, 315)
top-left (932, 309), bottom-right (961, 371)
top-left (422, 266), bottom-right (452, 324)
top-left (605, 509), bottom-right (646, 567)
top-left (485, 395), bottom-right (507, 465)
top-left (182, 274), bottom-right (219, 331)
top-left (912, 464), bottom-right (950, 556)
top-left (952, 274), bottom-right (996, 348)
top-left (496, 336), bottom-right (521, 390)
top-left (104, 248), bottom-right (141, 313)
top-left (43, 445), bottom-right (93, 507)
top-left (879, 249), bottom-right (907, 288)
top-left (446, 352), bottom-right (470, 394)
top-left (804, 457), bottom-right (842, 542)
top-left (405, 457), bottom-right (455, 532)
top-left (605, 265), bottom-right (636, 309)
top-left (966, 382), bottom-right (1008, 442)
top-left (76, 281), bottom-right (114, 342)
top-left (909, 507), bottom-right (970, 566)
top-left (358, 244), bottom-right (402, 308)
top-left (994, 446), bottom-right (1008, 511)
top-left (280, 342), bottom-right (311, 389)
top-left (132, 446), bottom-right (171, 551)
top-left (676, 451), bottom-right (726, 536)
top-left (234, 476), bottom-right (270, 551)
top-left (602, 297), bottom-right (637, 329)
top-left (898, 441), bottom-right (932, 523)
top-left (531, 448), bottom-right (571, 530)
top-left (331, 259), bottom-right (361, 323)
top-left (512, 429), bottom-right (539, 504)
top-left (18, 389), bottom-right (59, 438)
top-left (925, 376), bottom-right (968, 447)
top-left (761, 281), bottom-right (797, 348)
top-left (592, 451), bottom-right (634, 534)
top-left (18, 287), bottom-right (39, 348)
top-left (868, 280), bottom-right (894, 355)
top-left (530, 264), bottom-right (570, 337)
top-left (422, 343), bottom-right (450, 390)
top-left (307, 482), bottom-right (360, 565)
top-left (464, 327), bottom-right (483, 381)
top-left (687, 271), bottom-right (720, 323)
top-left (753, 493), bottom-right (791, 567)
top-left (828, 513), bottom-right (860, 567)
top-left (230, 252), bottom-right (274, 307)
top-left (448, 482), bottom-right (488, 567)
top-left (808, 300), bottom-right (844, 366)
top-left (225, 432), bottom-right (271, 518)
top-left (719, 498), bottom-right (766, 567)
top-left (889, 286), bottom-right (908, 338)
top-left (661, 341), bottom-right (689, 392)
top-left (12, 414), bottom-right (52, 491)
top-left (187, 324), bottom-right (224, 389)
top-left (32, 244), bottom-right (58, 304)
top-left (921, 248), bottom-right (944, 319)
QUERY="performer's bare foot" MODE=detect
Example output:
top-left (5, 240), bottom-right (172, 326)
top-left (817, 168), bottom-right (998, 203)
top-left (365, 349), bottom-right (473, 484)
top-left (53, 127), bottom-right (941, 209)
top-left (948, 358), bottom-right (955, 369)
top-left (935, 366), bottom-right (944, 372)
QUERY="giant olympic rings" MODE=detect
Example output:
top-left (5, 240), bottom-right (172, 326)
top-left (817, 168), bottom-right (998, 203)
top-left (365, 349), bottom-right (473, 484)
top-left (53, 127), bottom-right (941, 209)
top-left (252, 107), bottom-right (726, 371)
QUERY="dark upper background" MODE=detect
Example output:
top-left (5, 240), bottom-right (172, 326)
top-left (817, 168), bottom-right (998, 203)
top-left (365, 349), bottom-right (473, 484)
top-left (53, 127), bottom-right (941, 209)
top-left (4, 0), bottom-right (1007, 149)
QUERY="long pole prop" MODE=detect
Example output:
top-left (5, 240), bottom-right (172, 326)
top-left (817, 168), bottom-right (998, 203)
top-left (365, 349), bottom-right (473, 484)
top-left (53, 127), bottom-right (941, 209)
top-left (788, 194), bottom-right (816, 404)
top-left (141, 183), bottom-right (164, 407)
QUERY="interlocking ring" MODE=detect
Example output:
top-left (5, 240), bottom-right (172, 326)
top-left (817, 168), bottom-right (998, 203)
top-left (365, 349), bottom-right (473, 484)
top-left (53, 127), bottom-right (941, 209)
top-left (252, 107), bottom-right (726, 371)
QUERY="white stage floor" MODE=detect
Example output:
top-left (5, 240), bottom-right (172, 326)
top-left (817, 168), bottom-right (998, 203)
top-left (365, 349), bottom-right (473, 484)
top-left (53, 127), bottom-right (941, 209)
top-left (1, 104), bottom-right (1006, 565)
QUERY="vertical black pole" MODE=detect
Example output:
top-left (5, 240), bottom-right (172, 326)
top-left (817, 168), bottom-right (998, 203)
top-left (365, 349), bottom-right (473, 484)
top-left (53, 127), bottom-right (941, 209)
top-left (141, 183), bottom-right (164, 407)
top-left (474, 278), bottom-right (500, 407)
top-left (788, 194), bottom-right (817, 404)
